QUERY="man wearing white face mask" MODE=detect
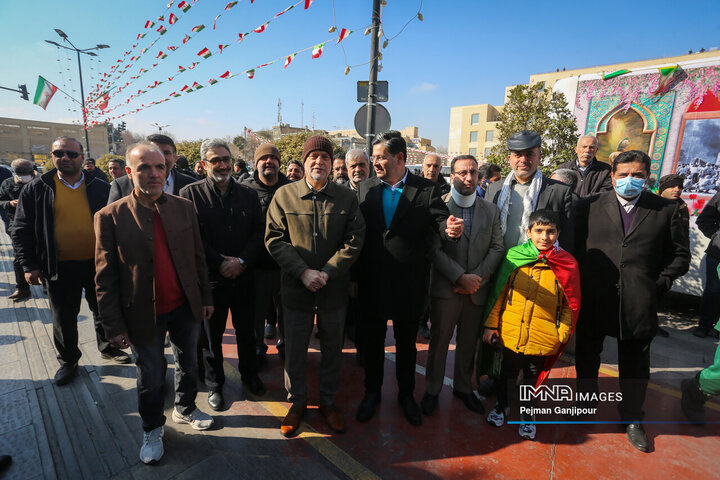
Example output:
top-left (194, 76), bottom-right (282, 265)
top-left (574, 150), bottom-right (690, 453)
top-left (0, 159), bottom-right (37, 301)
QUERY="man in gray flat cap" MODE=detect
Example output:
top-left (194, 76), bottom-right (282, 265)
top-left (485, 130), bottom-right (574, 252)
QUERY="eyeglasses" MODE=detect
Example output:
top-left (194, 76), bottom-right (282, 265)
top-left (52, 149), bottom-right (80, 159)
top-left (207, 156), bottom-right (232, 165)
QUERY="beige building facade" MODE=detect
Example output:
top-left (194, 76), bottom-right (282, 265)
top-left (448, 50), bottom-right (720, 159)
top-left (0, 117), bottom-right (109, 165)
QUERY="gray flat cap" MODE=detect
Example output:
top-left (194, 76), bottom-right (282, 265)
top-left (508, 130), bottom-right (541, 151)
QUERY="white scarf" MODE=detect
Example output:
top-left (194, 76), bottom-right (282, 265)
top-left (450, 185), bottom-right (476, 208)
top-left (497, 168), bottom-right (543, 245)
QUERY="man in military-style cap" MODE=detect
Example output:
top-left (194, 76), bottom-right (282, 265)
top-left (485, 130), bottom-right (574, 252)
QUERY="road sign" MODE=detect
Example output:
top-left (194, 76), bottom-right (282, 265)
top-left (357, 81), bottom-right (388, 102)
top-left (354, 104), bottom-right (391, 139)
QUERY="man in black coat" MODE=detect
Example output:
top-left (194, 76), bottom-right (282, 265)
top-left (695, 189), bottom-right (720, 338)
top-left (354, 130), bottom-right (464, 426)
top-left (556, 135), bottom-right (612, 197)
top-left (107, 134), bottom-right (195, 203)
top-left (574, 150), bottom-right (690, 452)
top-left (180, 138), bottom-right (267, 411)
top-left (485, 130), bottom-right (574, 252)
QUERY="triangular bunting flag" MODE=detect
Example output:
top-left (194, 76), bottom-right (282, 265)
top-left (157, 25), bottom-right (167, 35)
top-left (312, 43), bottom-right (325, 59)
top-left (305, 0), bottom-right (314, 9)
top-left (178, 1), bottom-right (191, 12)
top-left (198, 47), bottom-right (211, 58)
top-left (225, 1), bottom-right (238, 9)
top-left (144, 20), bottom-right (155, 29)
top-left (220, 71), bottom-right (231, 79)
top-left (284, 54), bottom-right (296, 69)
top-left (192, 24), bottom-right (205, 32)
top-left (337, 28), bottom-right (350, 43)
top-left (183, 34), bottom-right (191, 44)
top-left (254, 24), bottom-right (267, 33)
top-left (246, 69), bottom-right (255, 79)
top-left (169, 13), bottom-right (178, 24)
top-left (219, 44), bottom-right (229, 54)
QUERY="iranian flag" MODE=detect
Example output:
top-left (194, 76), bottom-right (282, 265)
top-left (180, 84), bottom-right (190, 92)
top-left (208, 78), bottom-right (218, 85)
top-left (238, 33), bottom-right (244, 42)
top-left (144, 20), bottom-right (154, 29)
top-left (178, 1), bottom-right (191, 12)
top-left (157, 51), bottom-right (167, 59)
top-left (254, 23), bottom-right (267, 33)
top-left (192, 24), bottom-right (205, 32)
top-left (33, 76), bottom-right (58, 110)
top-left (166, 45), bottom-right (177, 51)
top-left (225, 1), bottom-right (238, 9)
top-left (220, 71), bottom-right (231, 79)
top-left (98, 93), bottom-right (110, 110)
top-left (192, 81), bottom-right (203, 90)
top-left (284, 54), bottom-right (296, 69)
top-left (178, 65), bottom-right (186, 72)
top-left (168, 13), bottom-right (178, 24)
top-left (336, 28), bottom-right (350, 44)
top-left (188, 62), bottom-right (199, 69)
top-left (137, 33), bottom-right (146, 40)
top-left (246, 69), bottom-right (255, 79)
top-left (183, 34), bottom-right (191, 44)
top-left (218, 44), bottom-right (228, 54)
top-left (157, 25), bottom-right (167, 35)
top-left (198, 47), bottom-right (211, 59)
top-left (312, 42), bottom-right (325, 59)
top-left (305, 0), bottom-right (314, 9)
top-left (653, 65), bottom-right (681, 95)
top-left (141, 47), bottom-right (148, 54)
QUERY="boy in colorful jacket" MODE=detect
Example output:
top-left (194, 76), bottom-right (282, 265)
top-left (482, 210), bottom-right (581, 440)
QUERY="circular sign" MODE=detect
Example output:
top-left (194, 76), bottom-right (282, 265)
top-left (354, 104), bottom-right (391, 139)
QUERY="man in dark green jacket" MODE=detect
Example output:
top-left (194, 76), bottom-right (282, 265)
top-left (265, 135), bottom-right (365, 438)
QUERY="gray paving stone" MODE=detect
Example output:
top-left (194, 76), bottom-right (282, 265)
top-left (0, 389), bottom-right (32, 435)
top-left (0, 424), bottom-right (44, 480)
top-left (0, 362), bottom-right (23, 395)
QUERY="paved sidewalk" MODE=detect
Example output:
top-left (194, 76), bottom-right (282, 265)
top-left (0, 224), bottom-right (719, 479)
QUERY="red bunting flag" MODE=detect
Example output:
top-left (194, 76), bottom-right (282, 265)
top-left (183, 34), bottom-right (191, 44)
top-left (284, 54), bottom-right (296, 69)
top-left (178, 65), bottom-right (186, 72)
top-left (225, 1), bottom-right (238, 10)
top-left (254, 24), bottom-right (266, 33)
top-left (219, 44), bottom-right (229, 54)
top-left (157, 15), bottom-right (164, 21)
top-left (312, 43), bottom-right (324, 59)
top-left (166, 46), bottom-right (177, 51)
top-left (156, 51), bottom-right (167, 59)
top-left (305, 0), bottom-right (314, 9)
top-left (208, 78), bottom-right (218, 85)
top-left (246, 69), bottom-right (255, 79)
top-left (337, 28), bottom-right (349, 43)
top-left (213, 14), bottom-right (221, 29)
top-left (198, 47), bottom-right (212, 59)
top-left (220, 71), bottom-right (231, 79)
top-left (169, 13), bottom-right (178, 24)
top-left (238, 33), bottom-right (244, 42)
top-left (157, 25), bottom-right (167, 35)
top-left (187, 62), bottom-right (199, 69)
top-left (192, 24), bottom-right (205, 32)
top-left (178, 1), bottom-right (191, 12)
top-left (180, 84), bottom-right (190, 92)
top-left (144, 20), bottom-right (154, 29)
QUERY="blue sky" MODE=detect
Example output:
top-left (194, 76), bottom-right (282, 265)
top-left (1, 0), bottom-right (719, 149)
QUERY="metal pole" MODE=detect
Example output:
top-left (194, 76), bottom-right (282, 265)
top-left (76, 49), bottom-right (91, 157)
top-left (243, 127), bottom-right (247, 162)
top-left (364, 0), bottom-right (381, 158)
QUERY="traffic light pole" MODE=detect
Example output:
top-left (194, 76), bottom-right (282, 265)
top-left (364, 0), bottom-right (382, 158)
top-left (0, 84), bottom-right (29, 100)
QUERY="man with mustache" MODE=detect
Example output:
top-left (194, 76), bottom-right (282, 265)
top-left (557, 135), bottom-right (612, 197)
top-left (345, 149), bottom-right (370, 192)
top-left (181, 139), bottom-right (267, 411)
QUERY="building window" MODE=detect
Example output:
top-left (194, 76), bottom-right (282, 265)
top-left (485, 130), bottom-right (494, 142)
top-left (484, 147), bottom-right (492, 156)
top-left (471, 113), bottom-right (479, 125)
top-left (469, 148), bottom-right (477, 156)
top-left (469, 131), bottom-right (478, 143)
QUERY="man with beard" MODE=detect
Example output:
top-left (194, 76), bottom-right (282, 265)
top-left (345, 149), bottom-right (370, 192)
top-left (241, 144), bottom-right (291, 362)
top-left (286, 160), bottom-right (304, 182)
top-left (421, 154), bottom-right (504, 416)
top-left (181, 139), bottom-right (267, 410)
top-left (12, 137), bottom-right (122, 387)
top-left (333, 153), bottom-right (350, 186)
top-left (556, 135), bottom-right (612, 197)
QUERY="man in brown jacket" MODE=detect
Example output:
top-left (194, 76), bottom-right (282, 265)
top-left (265, 135), bottom-right (365, 438)
top-left (94, 142), bottom-right (215, 465)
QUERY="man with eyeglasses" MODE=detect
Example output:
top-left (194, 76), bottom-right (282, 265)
top-left (107, 134), bottom-right (195, 204)
top-left (180, 139), bottom-right (267, 411)
top-left (12, 136), bottom-right (124, 386)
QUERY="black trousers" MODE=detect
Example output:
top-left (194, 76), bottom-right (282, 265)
top-left (575, 331), bottom-right (651, 421)
top-left (13, 253), bottom-right (29, 291)
top-left (47, 260), bottom-right (110, 364)
top-left (201, 281), bottom-right (258, 390)
top-left (132, 303), bottom-right (200, 432)
top-left (360, 313), bottom-right (419, 396)
top-left (253, 268), bottom-right (283, 353)
top-left (497, 348), bottom-right (545, 415)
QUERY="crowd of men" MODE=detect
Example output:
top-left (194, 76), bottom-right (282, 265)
top-left (1, 128), bottom-right (719, 465)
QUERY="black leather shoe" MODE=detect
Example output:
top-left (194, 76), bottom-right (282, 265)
top-left (208, 390), bottom-right (224, 411)
top-left (54, 363), bottom-right (77, 386)
top-left (356, 392), bottom-right (381, 423)
top-left (242, 375), bottom-right (267, 396)
top-left (101, 348), bottom-right (131, 364)
top-left (453, 390), bottom-right (485, 414)
top-left (398, 395), bottom-right (422, 426)
top-left (421, 393), bottom-right (438, 416)
top-left (8, 288), bottom-right (30, 302)
top-left (626, 424), bottom-right (649, 452)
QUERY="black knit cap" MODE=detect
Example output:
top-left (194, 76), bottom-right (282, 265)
top-left (658, 174), bottom-right (684, 193)
top-left (302, 135), bottom-right (334, 162)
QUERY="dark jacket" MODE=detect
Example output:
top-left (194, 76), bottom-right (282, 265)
top-left (435, 174), bottom-right (451, 195)
top-left (557, 158), bottom-right (612, 197)
top-left (179, 178), bottom-right (264, 284)
top-left (12, 169), bottom-right (110, 279)
top-left (86, 167), bottom-right (109, 183)
top-left (575, 190), bottom-right (690, 339)
top-left (94, 193), bottom-right (213, 345)
top-left (107, 170), bottom-right (196, 204)
top-left (0, 177), bottom-right (26, 225)
top-left (355, 172), bottom-right (451, 321)
top-left (265, 179), bottom-right (365, 312)
top-left (241, 171), bottom-right (291, 269)
top-left (485, 175), bottom-right (575, 253)
top-left (696, 191), bottom-right (720, 259)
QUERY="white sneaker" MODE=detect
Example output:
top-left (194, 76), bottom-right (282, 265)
top-left (518, 423), bottom-right (537, 440)
top-left (487, 405), bottom-right (505, 427)
top-left (139, 426), bottom-right (164, 464)
top-left (172, 407), bottom-right (214, 430)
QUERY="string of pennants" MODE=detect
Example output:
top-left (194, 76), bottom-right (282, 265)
top-left (246, 129), bottom-right (271, 144)
top-left (88, 28), bottom-right (355, 126)
top-left (87, 0), bottom-right (313, 113)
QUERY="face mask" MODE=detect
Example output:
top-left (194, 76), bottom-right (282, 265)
top-left (614, 176), bottom-right (646, 198)
top-left (17, 175), bottom-right (33, 184)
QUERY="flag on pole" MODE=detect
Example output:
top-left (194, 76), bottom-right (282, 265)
top-left (192, 24), bottom-right (205, 32)
top-left (33, 76), bottom-right (58, 110)
top-left (246, 69), bottom-right (255, 79)
top-left (157, 25), bottom-right (167, 35)
top-left (312, 43), bottom-right (325, 59)
top-left (284, 54), bottom-right (296, 69)
top-left (178, 1), bottom-right (191, 12)
top-left (336, 28), bottom-right (350, 43)
top-left (183, 34), bottom-right (191, 44)
top-left (169, 13), bottom-right (178, 24)
top-left (225, 1), bottom-right (238, 9)
top-left (198, 47), bottom-right (212, 58)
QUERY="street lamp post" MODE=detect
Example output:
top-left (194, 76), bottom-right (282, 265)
top-left (151, 122), bottom-right (170, 133)
top-left (45, 29), bottom-right (109, 158)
